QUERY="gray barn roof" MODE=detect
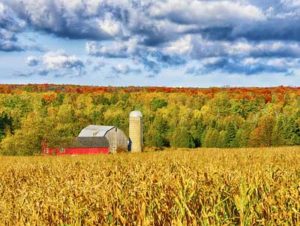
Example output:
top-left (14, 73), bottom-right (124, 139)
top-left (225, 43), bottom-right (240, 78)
top-left (78, 125), bottom-right (115, 137)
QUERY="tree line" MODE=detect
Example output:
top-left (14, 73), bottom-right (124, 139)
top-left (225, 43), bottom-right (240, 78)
top-left (0, 85), bottom-right (299, 155)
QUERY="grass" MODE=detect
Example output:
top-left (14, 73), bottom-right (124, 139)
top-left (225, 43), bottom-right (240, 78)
top-left (0, 147), bottom-right (299, 225)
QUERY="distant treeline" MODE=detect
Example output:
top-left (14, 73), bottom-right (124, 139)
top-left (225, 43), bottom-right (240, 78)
top-left (0, 85), bottom-right (299, 155)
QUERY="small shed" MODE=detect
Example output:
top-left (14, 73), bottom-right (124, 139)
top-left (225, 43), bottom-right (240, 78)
top-left (77, 125), bottom-right (129, 153)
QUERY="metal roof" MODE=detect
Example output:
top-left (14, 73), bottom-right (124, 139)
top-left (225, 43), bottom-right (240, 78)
top-left (78, 125), bottom-right (115, 137)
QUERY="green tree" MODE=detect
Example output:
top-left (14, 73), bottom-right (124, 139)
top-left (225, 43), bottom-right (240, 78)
top-left (0, 112), bottom-right (44, 155)
top-left (0, 113), bottom-right (13, 141)
top-left (146, 117), bottom-right (169, 147)
top-left (202, 128), bottom-right (219, 148)
top-left (225, 122), bottom-right (237, 147)
top-left (217, 130), bottom-right (228, 148)
top-left (150, 98), bottom-right (168, 111)
top-left (170, 127), bottom-right (195, 148)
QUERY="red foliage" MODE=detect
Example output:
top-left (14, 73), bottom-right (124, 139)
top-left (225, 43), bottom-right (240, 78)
top-left (0, 84), bottom-right (299, 102)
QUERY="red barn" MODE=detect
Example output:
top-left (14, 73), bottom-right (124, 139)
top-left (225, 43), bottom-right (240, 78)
top-left (43, 125), bottom-right (129, 156)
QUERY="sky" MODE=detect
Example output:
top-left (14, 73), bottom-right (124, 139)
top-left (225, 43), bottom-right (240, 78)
top-left (1, 0), bottom-right (300, 87)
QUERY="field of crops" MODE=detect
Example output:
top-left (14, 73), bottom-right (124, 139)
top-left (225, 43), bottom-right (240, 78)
top-left (0, 147), bottom-right (299, 225)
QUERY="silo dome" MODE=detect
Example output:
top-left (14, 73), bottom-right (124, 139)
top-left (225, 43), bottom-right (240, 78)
top-left (130, 111), bottom-right (143, 118)
top-left (129, 111), bottom-right (143, 152)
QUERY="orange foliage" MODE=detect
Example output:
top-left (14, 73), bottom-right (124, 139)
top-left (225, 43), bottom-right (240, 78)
top-left (42, 93), bottom-right (57, 104)
top-left (0, 84), bottom-right (298, 103)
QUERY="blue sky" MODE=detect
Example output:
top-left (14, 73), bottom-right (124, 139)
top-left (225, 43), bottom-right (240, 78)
top-left (1, 0), bottom-right (300, 87)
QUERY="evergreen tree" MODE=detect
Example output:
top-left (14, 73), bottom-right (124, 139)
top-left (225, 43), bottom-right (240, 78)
top-left (225, 122), bottom-right (237, 147)
top-left (0, 114), bottom-right (13, 141)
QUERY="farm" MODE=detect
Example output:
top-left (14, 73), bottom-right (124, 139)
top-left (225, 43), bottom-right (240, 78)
top-left (0, 147), bottom-right (299, 225)
top-left (1, 0), bottom-right (300, 224)
top-left (0, 85), bottom-right (300, 156)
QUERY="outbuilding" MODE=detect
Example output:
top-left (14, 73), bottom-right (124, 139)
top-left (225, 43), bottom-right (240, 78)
top-left (42, 125), bottom-right (129, 155)
top-left (77, 125), bottom-right (129, 153)
top-left (42, 110), bottom-right (142, 155)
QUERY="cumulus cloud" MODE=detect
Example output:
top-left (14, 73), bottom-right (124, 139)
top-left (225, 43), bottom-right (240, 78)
top-left (27, 56), bottom-right (40, 66)
top-left (2, 0), bottom-right (300, 78)
top-left (1, 0), bottom-right (300, 44)
top-left (111, 64), bottom-right (141, 75)
top-left (190, 37), bottom-right (300, 59)
top-left (164, 35), bottom-right (193, 55)
top-left (0, 2), bottom-right (25, 31)
top-left (87, 38), bottom-right (186, 73)
top-left (3, 0), bottom-right (128, 40)
top-left (23, 51), bottom-right (85, 77)
top-left (186, 57), bottom-right (297, 76)
top-left (42, 51), bottom-right (84, 71)
top-left (86, 39), bottom-right (139, 58)
top-left (0, 29), bottom-right (23, 51)
top-left (281, 0), bottom-right (300, 8)
top-left (0, 2), bottom-right (25, 51)
top-left (0, 0), bottom-right (268, 44)
top-left (149, 0), bottom-right (265, 25)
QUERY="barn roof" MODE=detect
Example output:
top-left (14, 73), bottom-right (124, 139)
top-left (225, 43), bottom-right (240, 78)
top-left (78, 125), bottom-right (115, 137)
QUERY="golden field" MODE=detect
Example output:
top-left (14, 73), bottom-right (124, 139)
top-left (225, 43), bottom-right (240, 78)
top-left (0, 147), bottom-right (299, 225)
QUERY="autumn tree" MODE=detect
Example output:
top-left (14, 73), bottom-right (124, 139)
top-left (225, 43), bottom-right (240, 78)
top-left (0, 85), bottom-right (299, 155)
top-left (249, 115), bottom-right (275, 147)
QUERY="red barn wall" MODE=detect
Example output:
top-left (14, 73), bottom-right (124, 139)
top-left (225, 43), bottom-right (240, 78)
top-left (43, 147), bottom-right (109, 156)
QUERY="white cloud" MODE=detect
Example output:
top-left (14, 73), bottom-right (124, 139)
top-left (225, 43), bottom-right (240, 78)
top-left (97, 14), bottom-right (124, 37)
top-left (0, 2), bottom-right (25, 30)
top-left (27, 56), bottom-right (40, 66)
top-left (164, 35), bottom-right (193, 55)
top-left (1, 0), bottom-right (300, 85)
top-left (281, 0), bottom-right (300, 7)
top-left (186, 36), bottom-right (300, 59)
top-left (150, 0), bottom-right (265, 25)
top-left (42, 51), bottom-right (84, 70)
top-left (111, 63), bottom-right (141, 75)
top-left (3, 0), bottom-right (127, 40)
top-left (23, 51), bottom-right (86, 77)
top-left (86, 38), bottom-right (139, 58)
top-left (0, 2), bottom-right (26, 51)
top-left (112, 64), bottom-right (130, 74)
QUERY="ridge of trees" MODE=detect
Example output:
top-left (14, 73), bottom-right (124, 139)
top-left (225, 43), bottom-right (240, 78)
top-left (0, 85), bottom-right (299, 155)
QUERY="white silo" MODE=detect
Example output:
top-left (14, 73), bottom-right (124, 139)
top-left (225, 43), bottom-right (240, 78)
top-left (129, 111), bottom-right (143, 152)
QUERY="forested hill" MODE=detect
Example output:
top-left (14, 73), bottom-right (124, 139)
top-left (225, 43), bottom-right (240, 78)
top-left (0, 84), bottom-right (299, 155)
top-left (0, 84), bottom-right (299, 95)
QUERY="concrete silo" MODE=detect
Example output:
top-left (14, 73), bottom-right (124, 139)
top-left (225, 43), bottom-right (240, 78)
top-left (129, 111), bottom-right (143, 152)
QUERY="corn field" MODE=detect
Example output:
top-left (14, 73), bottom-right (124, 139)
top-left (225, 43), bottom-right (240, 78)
top-left (0, 147), bottom-right (299, 225)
